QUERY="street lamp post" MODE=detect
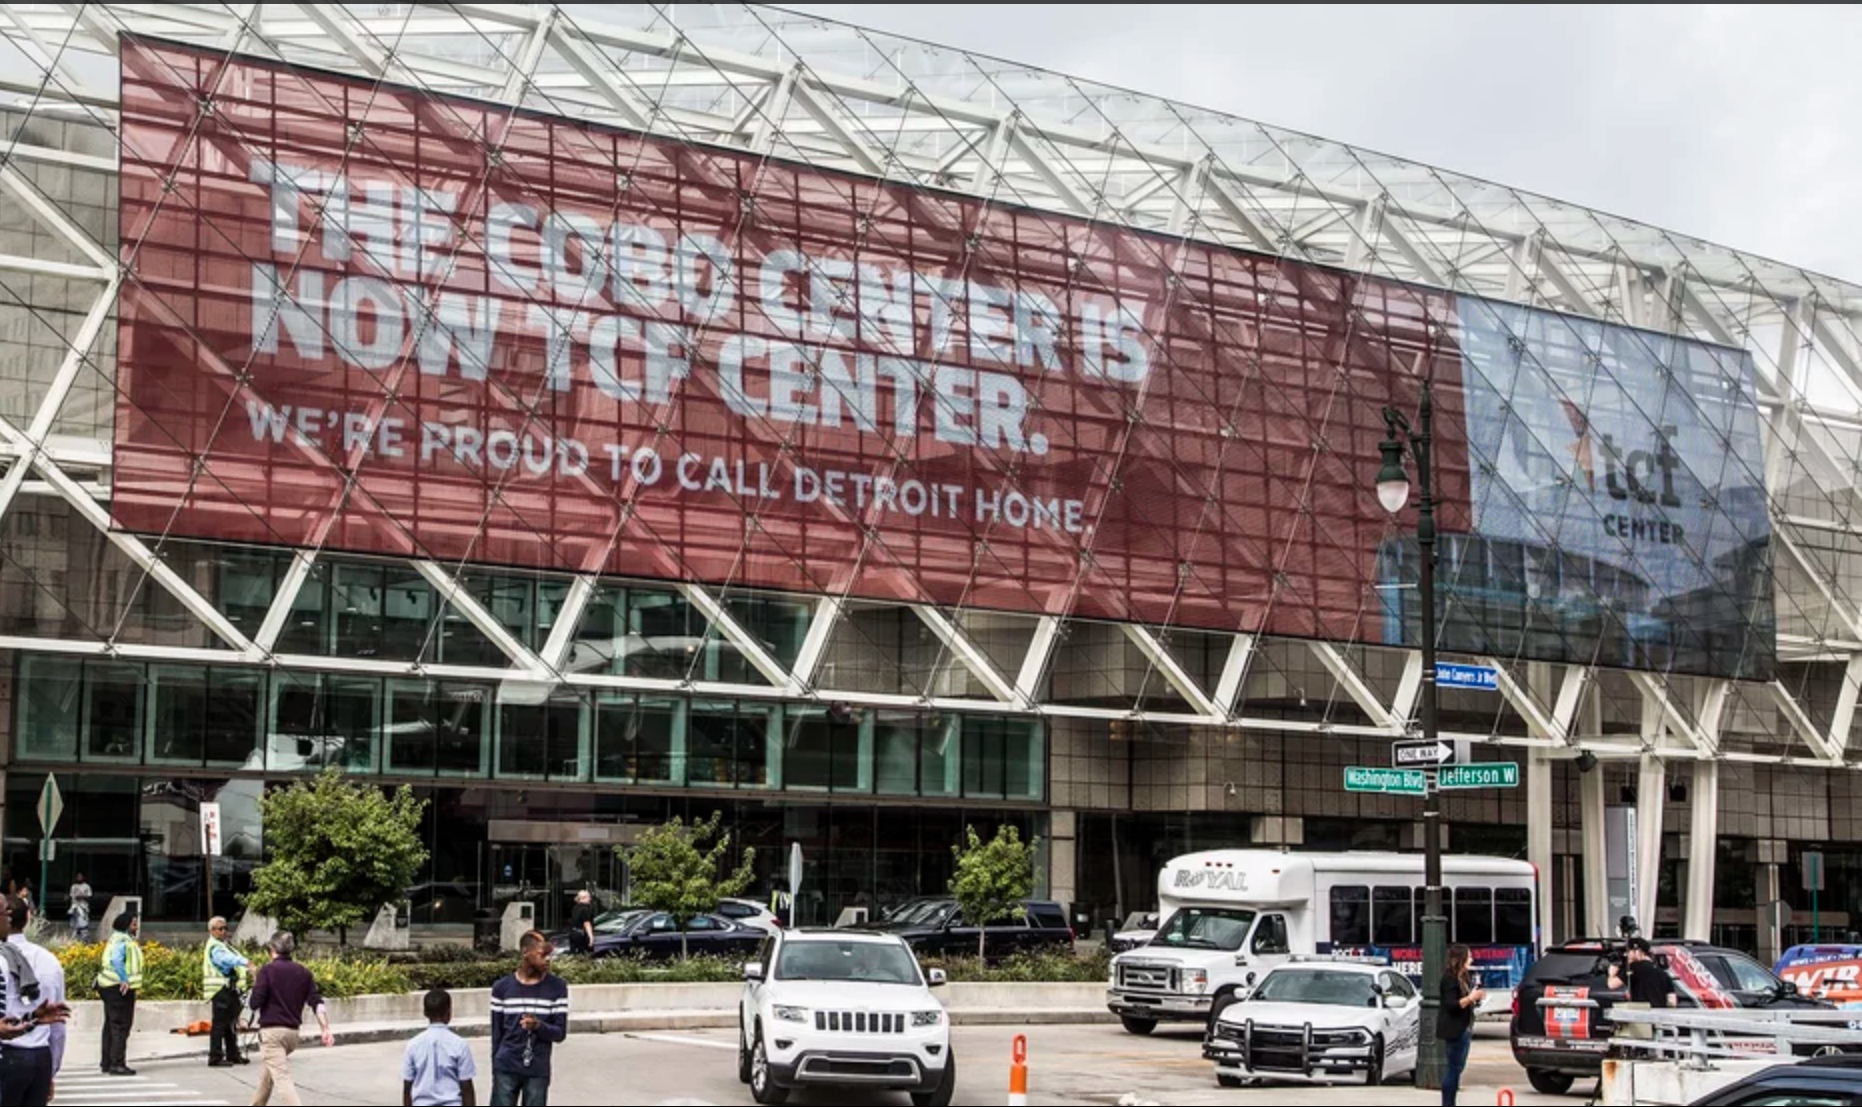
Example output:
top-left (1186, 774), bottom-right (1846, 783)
top-left (1377, 382), bottom-right (1448, 1091)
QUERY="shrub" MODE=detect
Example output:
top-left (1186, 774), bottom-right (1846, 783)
top-left (921, 948), bottom-right (1111, 984)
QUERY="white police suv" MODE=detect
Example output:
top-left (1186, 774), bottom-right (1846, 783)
top-left (738, 928), bottom-right (955, 1106)
top-left (1203, 956), bottom-right (1422, 1087)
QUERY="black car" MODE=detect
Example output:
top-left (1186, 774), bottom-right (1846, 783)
top-left (1688, 1055), bottom-right (1862, 1105)
top-left (550, 908), bottom-right (765, 961)
top-left (868, 897), bottom-right (1074, 960)
top-left (1511, 938), bottom-right (1834, 1096)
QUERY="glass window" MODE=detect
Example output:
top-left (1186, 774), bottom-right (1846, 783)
top-left (783, 706), bottom-right (870, 792)
top-left (593, 695), bottom-right (681, 783)
top-left (148, 666), bottom-right (209, 766)
top-left (386, 681), bottom-right (488, 776)
top-left (17, 655), bottom-right (80, 761)
top-left (962, 717), bottom-right (1044, 801)
top-left (497, 689), bottom-right (586, 781)
top-left (919, 714), bottom-right (960, 797)
top-left (84, 663), bottom-right (142, 762)
top-left (1252, 914), bottom-right (1289, 955)
top-left (1454, 886), bottom-right (1494, 945)
top-left (685, 702), bottom-right (777, 789)
top-left (270, 673), bottom-right (379, 772)
top-left (1495, 887), bottom-right (1535, 945)
top-left (1330, 885), bottom-right (1370, 946)
top-left (873, 712), bottom-right (921, 795)
top-left (1153, 906), bottom-right (1256, 952)
top-left (1373, 886), bottom-right (1414, 946)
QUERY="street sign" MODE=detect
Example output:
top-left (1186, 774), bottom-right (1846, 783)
top-left (1436, 663), bottom-right (1499, 691)
top-left (35, 775), bottom-right (62, 835)
top-left (1439, 763), bottom-right (1520, 790)
top-left (788, 841), bottom-right (804, 900)
top-left (1344, 767), bottom-right (1428, 796)
top-left (200, 802), bottom-right (223, 857)
top-left (1394, 739), bottom-right (1458, 768)
top-left (1804, 850), bottom-right (1825, 893)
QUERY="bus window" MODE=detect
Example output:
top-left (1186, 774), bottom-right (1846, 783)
top-left (1454, 886), bottom-right (1494, 945)
top-left (1331, 886), bottom-right (1370, 946)
top-left (1373, 886), bottom-right (1413, 946)
top-left (1495, 887), bottom-right (1534, 945)
top-left (1252, 914), bottom-right (1289, 955)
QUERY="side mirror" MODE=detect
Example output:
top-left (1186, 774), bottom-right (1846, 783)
top-left (927, 968), bottom-right (947, 988)
top-left (1384, 994), bottom-right (1407, 1010)
top-left (1780, 980), bottom-right (1800, 996)
top-left (743, 962), bottom-right (764, 982)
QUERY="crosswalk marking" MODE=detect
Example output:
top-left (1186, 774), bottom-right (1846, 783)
top-left (53, 1073), bottom-right (231, 1106)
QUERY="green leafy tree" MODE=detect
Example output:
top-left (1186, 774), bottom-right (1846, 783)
top-left (242, 769), bottom-right (430, 944)
top-left (622, 811), bottom-right (756, 959)
top-left (949, 824), bottom-right (1038, 961)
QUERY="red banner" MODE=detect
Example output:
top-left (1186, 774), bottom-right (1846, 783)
top-left (113, 37), bottom-right (1470, 639)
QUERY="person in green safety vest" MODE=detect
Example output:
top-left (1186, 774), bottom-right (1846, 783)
top-left (94, 912), bottom-right (142, 1077)
top-left (202, 916), bottom-right (251, 1067)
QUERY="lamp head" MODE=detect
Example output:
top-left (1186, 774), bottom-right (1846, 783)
top-left (1376, 436), bottom-right (1411, 514)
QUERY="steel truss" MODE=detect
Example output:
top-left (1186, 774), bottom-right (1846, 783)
top-left (0, 2), bottom-right (1856, 771)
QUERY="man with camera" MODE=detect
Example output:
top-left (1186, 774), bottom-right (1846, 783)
top-left (1609, 937), bottom-right (1678, 1009)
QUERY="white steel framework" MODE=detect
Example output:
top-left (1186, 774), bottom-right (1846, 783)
top-left (0, 2), bottom-right (1855, 773)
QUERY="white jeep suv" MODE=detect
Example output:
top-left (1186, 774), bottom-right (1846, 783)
top-left (739, 928), bottom-right (955, 1106)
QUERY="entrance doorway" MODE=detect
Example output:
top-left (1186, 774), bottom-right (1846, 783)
top-left (486, 839), bottom-right (626, 931)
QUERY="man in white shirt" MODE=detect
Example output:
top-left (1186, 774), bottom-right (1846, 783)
top-left (0, 895), bottom-right (68, 1106)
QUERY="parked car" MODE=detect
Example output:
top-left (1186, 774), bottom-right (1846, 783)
top-left (1511, 937), bottom-right (1834, 1096)
top-left (719, 897), bottom-right (783, 935)
top-left (549, 908), bottom-right (765, 961)
top-left (1108, 911), bottom-right (1160, 954)
top-left (1203, 957), bottom-right (1422, 1087)
top-left (738, 927), bottom-right (955, 1106)
top-left (866, 897), bottom-right (1073, 960)
top-left (1687, 1054), bottom-right (1862, 1105)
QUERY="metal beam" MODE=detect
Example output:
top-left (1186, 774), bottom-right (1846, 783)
top-left (539, 575), bottom-right (597, 672)
top-left (1014, 616), bottom-right (1061, 707)
top-left (1211, 633), bottom-right (1257, 717)
top-left (912, 606), bottom-right (1017, 704)
top-left (1309, 641), bottom-right (1402, 732)
top-left (413, 560), bottom-right (550, 676)
top-left (787, 595), bottom-right (844, 691)
top-left (1773, 679), bottom-right (1845, 763)
top-left (1123, 624), bottom-right (1219, 718)
top-left (675, 583), bottom-right (793, 689)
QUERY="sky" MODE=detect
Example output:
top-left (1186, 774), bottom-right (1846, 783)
top-left (782, 4), bottom-right (1862, 285)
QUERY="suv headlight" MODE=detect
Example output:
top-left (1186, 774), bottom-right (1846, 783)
top-left (772, 1005), bottom-right (810, 1024)
top-left (912, 1010), bottom-right (943, 1027)
top-left (1184, 969), bottom-right (1209, 995)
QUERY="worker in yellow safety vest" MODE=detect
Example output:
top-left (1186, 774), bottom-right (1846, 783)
top-left (201, 916), bottom-right (252, 1067)
top-left (94, 913), bottom-right (143, 1077)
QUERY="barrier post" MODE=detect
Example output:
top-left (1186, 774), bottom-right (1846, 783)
top-left (1009, 1033), bottom-right (1028, 1106)
top-left (1498, 1090), bottom-right (1516, 1106)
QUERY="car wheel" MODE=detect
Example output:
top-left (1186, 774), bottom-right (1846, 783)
top-left (1526, 1068), bottom-right (1575, 1095)
top-left (1205, 992), bottom-right (1238, 1035)
top-left (1120, 1016), bottom-right (1158, 1036)
top-left (1217, 1072), bottom-right (1244, 1088)
top-left (737, 1019), bottom-right (752, 1084)
top-left (910, 1050), bottom-right (955, 1107)
top-left (750, 1026), bottom-right (789, 1106)
top-left (1366, 1036), bottom-right (1384, 1087)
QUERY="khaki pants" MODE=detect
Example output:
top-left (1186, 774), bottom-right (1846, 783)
top-left (252, 1027), bottom-right (301, 1106)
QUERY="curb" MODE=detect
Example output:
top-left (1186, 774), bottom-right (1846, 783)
top-left (125, 1007), bottom-right (1118, 1063)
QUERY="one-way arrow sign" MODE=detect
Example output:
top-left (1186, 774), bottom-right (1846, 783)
top-left (1394, 740), bottom-right (1458, 767)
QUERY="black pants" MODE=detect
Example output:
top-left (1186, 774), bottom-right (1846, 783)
top-left (209, 985), bottom-right (243, 1063)
top-left (97, 985), bottom-right (137, 1071)
top-left (0, 1045), bottom-right (54, 1107)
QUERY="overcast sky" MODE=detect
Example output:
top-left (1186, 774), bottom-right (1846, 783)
top-left (783, 4), bottom-right (1862, 285)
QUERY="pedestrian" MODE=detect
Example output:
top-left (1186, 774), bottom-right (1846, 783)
top-left (566, 892), bottom-right (597, 957)
top-left (0, 895), bottom-right (69, 1107)
top-left (202, 915), bottom-right (252, 1067)
top-left (403, 987), bottom-right (477, 1107)
top-left (94, 912), bottom-right (142, 1077)
top-left (1436, 943), bottom-right (1485, 1107)
top-left (66, 875), bottom-right (91, 943)
top-left (248, 930), bottom-right (334, 1107)
top-left (1609, 937), bottom-right (1678, 1008)
top-left (488, 930), bottom-right (568, 1106)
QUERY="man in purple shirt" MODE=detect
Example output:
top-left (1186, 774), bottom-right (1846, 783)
top-left (247, 931), bottom-right (334, 1107)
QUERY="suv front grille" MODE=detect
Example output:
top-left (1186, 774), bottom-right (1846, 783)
top-left (814, 1011), bottom-right (906, 1034)
top-left (1118, 963), bottom-right (1178, 991)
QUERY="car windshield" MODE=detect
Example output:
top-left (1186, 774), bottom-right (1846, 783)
top-left (594, 909), bottom-right (647, 933)
top-left (1252, 969), bottom-right (1378, 1008)
top-left (1151, 907), bottom-right (1257, 952)
top-left (776, 941), bottom-right (922, 985)
top-left (889, 900), bottom-right (955, 927)
top-left (1122, 912), bottom-right (1159, 932)
top-left (1714, 953), bottom-right (1786, 994)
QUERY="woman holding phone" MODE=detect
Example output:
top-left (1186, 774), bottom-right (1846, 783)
top-left (1437, 944), bottom-right (1486, 1107)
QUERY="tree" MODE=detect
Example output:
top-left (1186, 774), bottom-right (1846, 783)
top-left (623, 811), bottom-right (756, 959)
top-left (949, 824), bottom-right (1037, 961)
top-left (242, 769), bottom-right (429, 944)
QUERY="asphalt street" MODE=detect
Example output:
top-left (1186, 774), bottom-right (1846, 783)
top-left (83, 1023), bottom-right (1572, 1106)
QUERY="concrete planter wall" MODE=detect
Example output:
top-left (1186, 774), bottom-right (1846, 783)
top-left (68, 981), bottom-right (1110, 1036)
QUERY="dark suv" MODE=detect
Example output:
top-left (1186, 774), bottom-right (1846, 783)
top-left (1511, 938), bottom-right (1833, 1096)
top-left (1689, 1055), bottom-right (1862, 1105)
top-left (869, 897), bottom-right (1074, 960)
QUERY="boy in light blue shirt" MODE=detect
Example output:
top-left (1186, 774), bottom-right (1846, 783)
top-left (403, 988), bottom-right (477, 1107)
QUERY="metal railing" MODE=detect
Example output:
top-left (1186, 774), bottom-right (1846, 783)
top-left (1537, 993), bottom-right (1862, 1070)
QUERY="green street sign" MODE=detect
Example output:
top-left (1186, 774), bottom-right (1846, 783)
top-left (1345, 766), bottom-right (1428, 796)
top-left (1438, 763), bottom-right (1520, 790)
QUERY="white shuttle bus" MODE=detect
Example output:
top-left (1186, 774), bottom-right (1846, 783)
top-left (1107, 850), bottom-right (1538, 1034)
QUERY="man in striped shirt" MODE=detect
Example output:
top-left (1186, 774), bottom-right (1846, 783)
top-left (487, 931), bottom-right (567, 1106)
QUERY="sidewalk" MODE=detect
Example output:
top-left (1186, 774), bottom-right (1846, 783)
top-left (61, 1003), bottom-right (1116, 1068)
